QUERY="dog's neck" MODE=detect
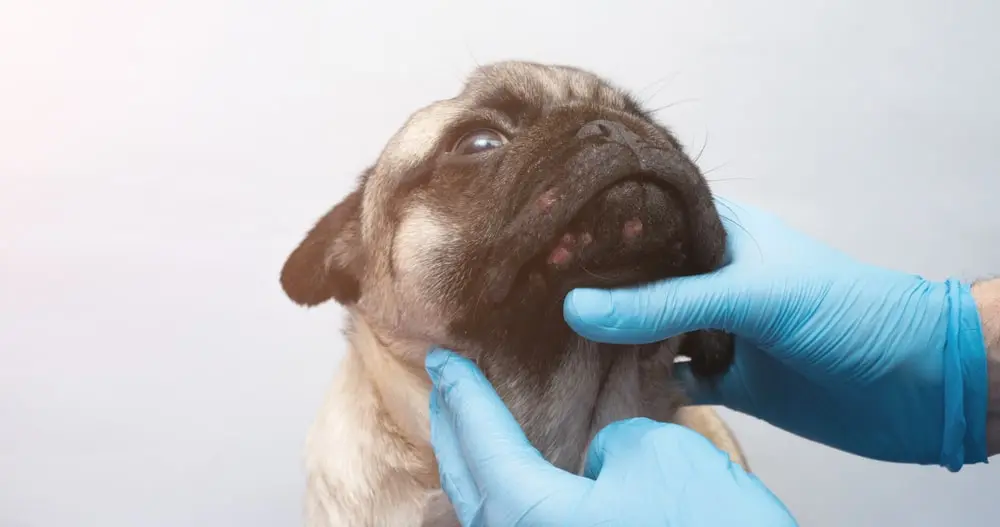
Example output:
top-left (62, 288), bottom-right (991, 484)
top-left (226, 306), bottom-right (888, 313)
top-left (306, 308), bottom-right (687, 526)
top-left (346, 310), bottom-right (437, 466)
top-left (345, 303), bottom-right (615, 468)
top-left (303, 310), bottom-right (445, 525)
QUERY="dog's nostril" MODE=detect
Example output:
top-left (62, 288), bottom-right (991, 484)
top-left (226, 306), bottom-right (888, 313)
top-left (576, 119), bottom-right (639, 146)
top-left (577, 119), bottom-right (623, 140)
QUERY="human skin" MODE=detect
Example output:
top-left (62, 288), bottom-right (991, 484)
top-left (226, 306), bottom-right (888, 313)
top-left (974, 278), bottom-right (1000, 455)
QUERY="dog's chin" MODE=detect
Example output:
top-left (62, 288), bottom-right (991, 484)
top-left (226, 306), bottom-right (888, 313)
top-left (450, 175), bottom-right (725, 351)
top-left (514, 176), bottom-right (702, 298)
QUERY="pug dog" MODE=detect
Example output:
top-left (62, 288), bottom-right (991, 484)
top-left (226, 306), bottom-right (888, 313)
top-left (279, 60), bottom-right (746, 527)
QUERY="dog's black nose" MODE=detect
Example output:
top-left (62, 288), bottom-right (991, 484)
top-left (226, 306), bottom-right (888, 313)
top-left (576, 119), bottom-right (644, 153)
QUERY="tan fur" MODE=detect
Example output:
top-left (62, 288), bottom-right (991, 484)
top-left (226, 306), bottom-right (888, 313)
top-left (283, 61), bottom-right (749, 526)
top-left (675, 406), bottom-right (748, 467)
top-left (303, 315), bottom-right (747, 527)
top-left (304, 315), bottom-right (436, 527)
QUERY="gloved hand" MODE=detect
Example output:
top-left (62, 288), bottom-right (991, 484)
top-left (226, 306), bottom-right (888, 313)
top-left (426, 349), bottom-right (798, 527)
top-left (563, 197), bottom-right (989, 470)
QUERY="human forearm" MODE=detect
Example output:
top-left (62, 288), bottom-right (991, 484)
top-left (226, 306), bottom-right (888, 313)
top-left (971, 278), bottom-right (1000, 457)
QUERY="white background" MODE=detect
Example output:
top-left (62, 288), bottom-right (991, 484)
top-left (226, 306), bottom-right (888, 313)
top-left (2, 1), bottom-right (999, 525)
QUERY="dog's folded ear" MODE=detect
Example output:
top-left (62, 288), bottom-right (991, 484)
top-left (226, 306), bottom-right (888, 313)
top-left (280, 188), bottom-right (364, 307)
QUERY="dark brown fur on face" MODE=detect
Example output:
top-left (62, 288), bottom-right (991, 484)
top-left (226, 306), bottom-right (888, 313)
top-left (281, 61), bottom-right (733, 378)
top-left (280, 60), bottom-right (738, 525)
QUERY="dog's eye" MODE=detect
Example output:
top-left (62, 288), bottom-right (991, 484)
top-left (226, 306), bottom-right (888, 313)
top-left (451, 129), bottom-right (507, 155)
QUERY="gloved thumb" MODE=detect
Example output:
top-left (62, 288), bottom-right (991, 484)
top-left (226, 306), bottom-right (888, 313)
top-left (426, 349), bottom-right (580, 491)
top-left (583, 418), bottom-right (711, 481)
top-left (563, 269), bottom-right (744, 345)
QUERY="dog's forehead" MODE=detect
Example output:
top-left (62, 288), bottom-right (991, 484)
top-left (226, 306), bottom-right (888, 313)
top-left (376, 62), bottom-right (625, 171)
top-left (462, 61), bottom-right (626, 107)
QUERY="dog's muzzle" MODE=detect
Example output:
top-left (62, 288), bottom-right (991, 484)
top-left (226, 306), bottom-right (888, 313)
top-left (483, 119), bottom-right (723, 304)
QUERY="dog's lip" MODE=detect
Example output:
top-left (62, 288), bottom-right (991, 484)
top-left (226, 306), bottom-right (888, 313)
top-left (483, 170), bottom-right (666, 305)
top-left (533, 172), bottom-right (662, 256)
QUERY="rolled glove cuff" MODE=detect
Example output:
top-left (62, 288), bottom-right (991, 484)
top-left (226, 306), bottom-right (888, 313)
top-left (940, 278), bottom-right (989, 471)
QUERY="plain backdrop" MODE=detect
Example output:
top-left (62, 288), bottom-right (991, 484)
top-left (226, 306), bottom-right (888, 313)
top-left (2, 1), bottom-right (999, 525)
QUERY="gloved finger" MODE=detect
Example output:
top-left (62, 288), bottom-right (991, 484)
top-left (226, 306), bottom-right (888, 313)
top-left (563, 268), bottom-right (746, 345)
top-left (426, 349), bottom-right (572, 491)
top-left (585, 418), bottom-right (727, 486)
top-left (583, 418), bottom-right (666, 479)
top-left (562, 197), bottom-right (770, 344)
top-left (428, 386), bottom-right (483, 525)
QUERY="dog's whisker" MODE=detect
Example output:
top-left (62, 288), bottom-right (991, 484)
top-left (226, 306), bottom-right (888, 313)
top-left (649, 97), bottom-right (701, 113)
top-left (471, 268), bottom-right (493, 317)
top-left (464, 41), bottom-right (481, 68)
top-left (636, 70), bottom-right (682, 105)
top-left (712, 200), bottom-right (763, 258)
top-left (702, 161), bottom-right (731, 176)
top-left (578, 264), bottom-right (613, 282)
top-left (693, 130), bottom-right (709, 164)
top-left (726, 217), bottom-right (762, 257)
top-left (706, 176), bottom-right (755, 183)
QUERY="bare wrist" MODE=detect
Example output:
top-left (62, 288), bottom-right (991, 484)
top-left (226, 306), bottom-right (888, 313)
top-left (971, 278), bottom-right (1000, 457)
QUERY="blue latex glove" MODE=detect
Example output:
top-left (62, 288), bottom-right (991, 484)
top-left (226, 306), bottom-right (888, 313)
top-left (426, 349), bottom-right (798, 526)
top-left (564, 197), bottom-right (989, 471)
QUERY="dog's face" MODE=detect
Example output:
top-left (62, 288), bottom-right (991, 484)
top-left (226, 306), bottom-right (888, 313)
top-left (280, 61), bottom-right (730, 380)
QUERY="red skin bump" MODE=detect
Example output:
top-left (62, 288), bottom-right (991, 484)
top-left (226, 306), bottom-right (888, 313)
top-left (548, 233), bottom-right (576, 266)
top-left (537, 189), bottom-right (558, 212)
top-left (623, 219), bottom-right (643, 239)
top-left (548, 247), bottom-right (573, 266)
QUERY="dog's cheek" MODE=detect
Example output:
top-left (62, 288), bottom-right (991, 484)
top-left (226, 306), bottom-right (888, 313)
top-left (393, 205), bottom-right (458, 282)
top-left (388, 206), bottom-right (468, 336)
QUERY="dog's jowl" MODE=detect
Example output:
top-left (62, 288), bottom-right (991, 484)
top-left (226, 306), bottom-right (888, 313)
top-left (280, 61), bottom-right (747, 527)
